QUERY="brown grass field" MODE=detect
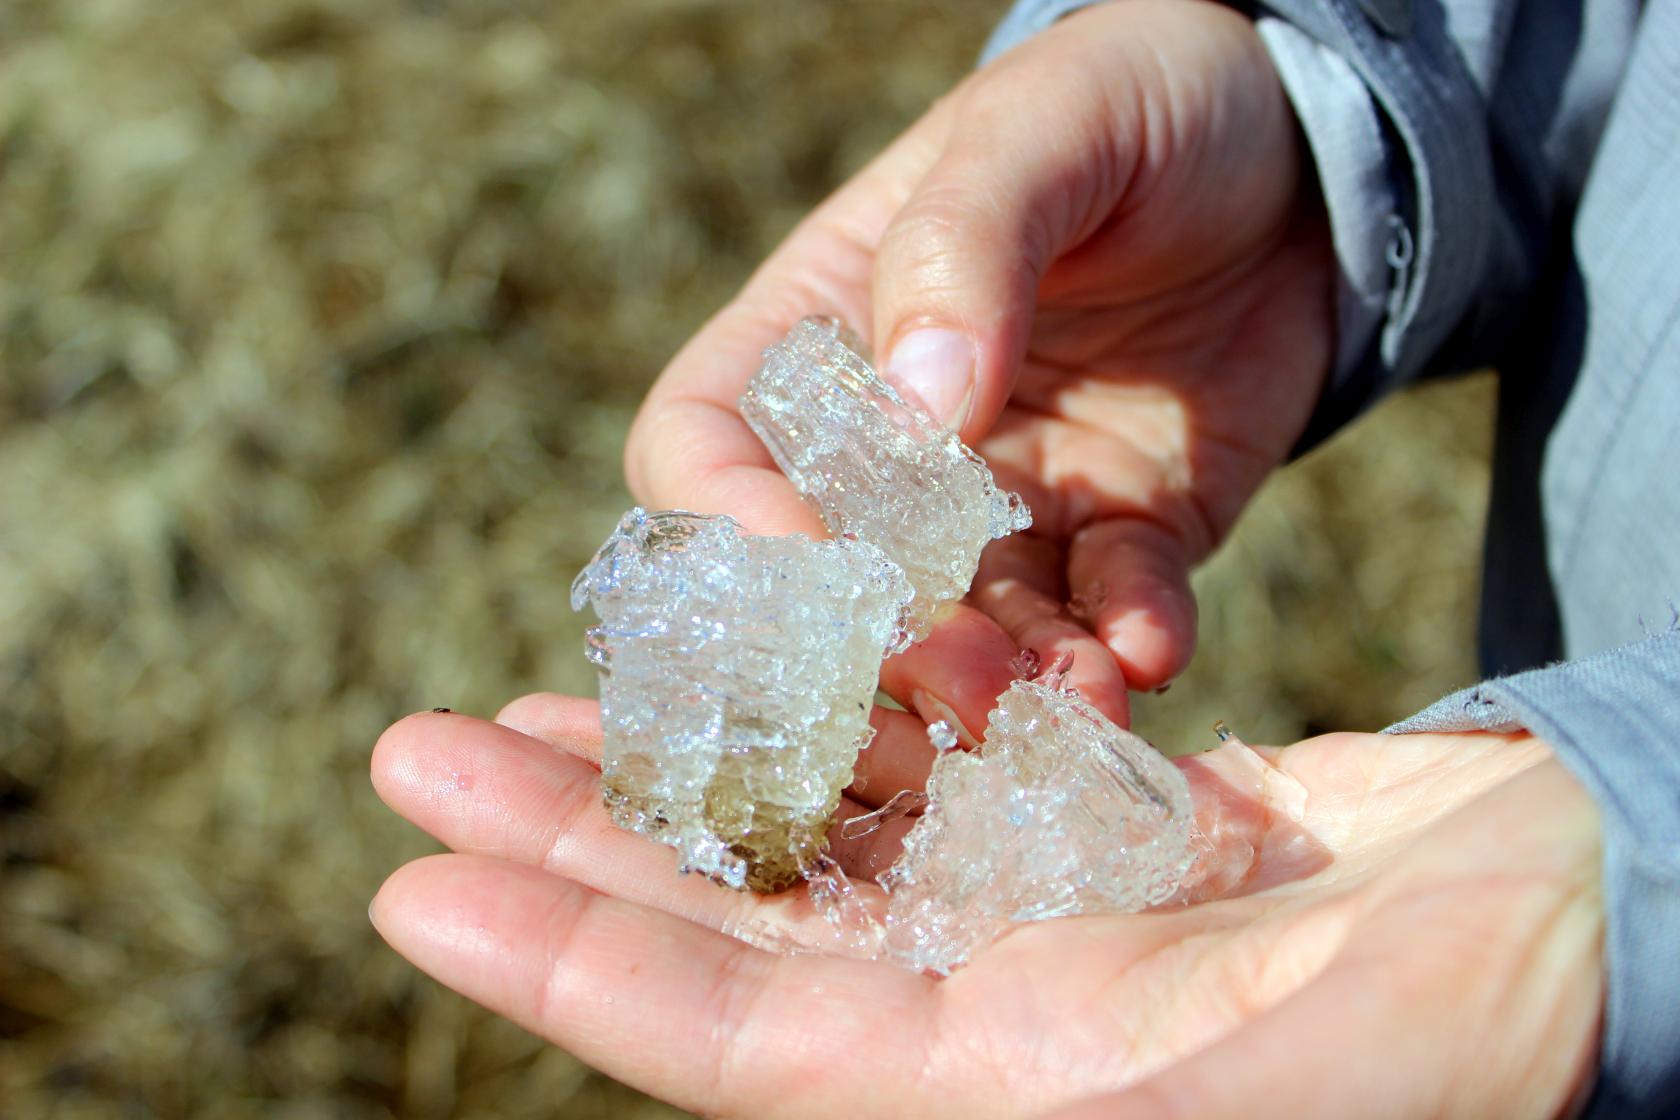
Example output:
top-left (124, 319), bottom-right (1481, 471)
top-left (0, 2), bottom-right (1492, 1115)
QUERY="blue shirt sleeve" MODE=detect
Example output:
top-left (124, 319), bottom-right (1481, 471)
top-left (983, 0), bottom-right (1633, 446)
top-left (984, 0), bottom-right (1480, 420)
top-left (1389, 629), bottom-right (1680, 1118)
top-left (984, 4), bottom-right (1671, 1112)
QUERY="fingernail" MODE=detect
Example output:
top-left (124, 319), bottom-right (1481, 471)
top-left (885, 328), bottom-right (975, 430)
top-left (910, 688), bottom-right (980, 749)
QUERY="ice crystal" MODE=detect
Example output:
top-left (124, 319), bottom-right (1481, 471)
top-left (839, 789), bottom-right (928, 841)
top-left (739, 317), bottom-right (1031, 640)
top-left (926, 720), bottom-right (959, 752)
top-left (1067, 580), bottom-right (1109, 625)
top-left (574, 321), bottom-right (1197, 940)
top-left (877, 677), bottom-right (1196, 975)
top-left (571, 508), bottom-right (911, 892)
top-left (1007, 647), bottom-right (1043, 680)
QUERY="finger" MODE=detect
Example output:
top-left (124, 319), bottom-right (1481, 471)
top-left (871, 52), bottom-right (1136, 442)
top-left (850, 706), bottom-right (939, 806)
top-left (826, 810), bottom-right (919, 886)
top-left (878, 604), bottom-right (1020, 747)
top-left (372, 854), bottom-right (937, 1120)
top-left (374, 710), bottom-right (893, 930)
top-left (625, 116), bottom-right (950, 533)
top-left (1172, 742), bottom-right (1333, 902)
top-left (969, 534), bottom-right (1131, 725)
top-left (495, 693), bottom-right (939, 811)
top-left (1066, 517), bottom-right (1198, 690)
top-left (494, 692), bottom-right (606, 761)
top-left (491, 694), bottom-right (932, 879)
top-left (373, 711), bottom-right (753, 935)
top-left (625, 359), bottom-right (829, 539)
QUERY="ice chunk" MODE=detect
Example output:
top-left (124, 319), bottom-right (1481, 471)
top-left (571, 508), bottom-right (911, 892)
top-left (877, 676), bottom-right (1196, 975)
top-left (926, 720), bottom-right (959, 752)
top-left (576, 322), bottom-right (1191, 935)
top-left (740, 317), bottom-right (1031, 640)
top-left (839, 789), bottom-right (928, 841)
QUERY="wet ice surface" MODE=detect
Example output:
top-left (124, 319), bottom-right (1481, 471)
top-left (571, 319), bottom-right (1208, 970)
top-left (571, 508), bottom-right (910, 892)
top-left (852, 670), bottom-right (1197, 975)
top-left (740, 317), bottom-right (1031, 640)
top-left (722, 718), bottom-right (1312, 972)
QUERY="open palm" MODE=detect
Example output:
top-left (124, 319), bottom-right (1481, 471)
top-left (371, 700), bottom-right (1600, 1119)
top-left (370, 6), bottom-right (1600, 1114)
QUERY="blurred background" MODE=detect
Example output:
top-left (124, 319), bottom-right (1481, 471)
top-left (0, 1), bottom-right (1492, 1115)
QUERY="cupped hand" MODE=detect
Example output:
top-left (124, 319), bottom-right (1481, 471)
top-left (370, 700), bottom-right (1602, 1120)
top-left (627, 0), bottom-right (1335, 740)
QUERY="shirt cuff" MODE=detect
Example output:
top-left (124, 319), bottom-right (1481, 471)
top-left (984, 0), bottom-right (1496, 447)
top-left (980, 0), bottom-right (1104, 64)
top-left (1256, 17), bottom-right (1394, 392)
top-left (985, 0), bottom-right (1393, 393)
top-left (1388, 629), bottom-right (1680, 1119)
top-left (983, 0), bottom-right (1395, 386)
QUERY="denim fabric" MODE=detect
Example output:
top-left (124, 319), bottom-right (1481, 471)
top-left (988, 2), bottom-right (1679, 1114)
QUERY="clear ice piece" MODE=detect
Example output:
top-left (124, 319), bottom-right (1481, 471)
top-left (878, 678), bottom-right (1196, 975)
top-left (839, 789), bottom-right (928, 840)
top-left (739, 317), bottom-right (1031, 641)
top-left (571, 508), bottom-right (912, 892)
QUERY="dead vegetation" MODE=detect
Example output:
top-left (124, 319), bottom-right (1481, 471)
top-left (0, 2), bottom-right (1488, 1114)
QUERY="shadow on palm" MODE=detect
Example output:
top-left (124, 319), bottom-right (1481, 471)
top-left (370, 700), bottom-right (1565, 1117)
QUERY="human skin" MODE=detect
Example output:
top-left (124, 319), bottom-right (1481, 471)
top-left (620, 0), bottom-right (1332, 735)
top-left (371, 2), bottom-right (1608, 1114)
top-left (371, 701), bottom-right (1602, 1119)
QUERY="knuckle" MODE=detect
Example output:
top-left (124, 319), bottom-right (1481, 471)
top-left (622, 403), bottom-right (664, 502)
top-left (626, 402), bottom-right (700, 506)
top-left (493, 691), bottom-right (549, 728)
top-left (882, 184), bottom-right (1000, 274)
top-left (955, 67), bottom-right (1045, 131)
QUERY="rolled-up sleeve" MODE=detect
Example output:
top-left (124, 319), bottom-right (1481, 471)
top-left (984, 0), bottom-right (1489, 396)
top-left (999, 9), bottom-right (1405, 390)
top-left (985, 2), bottom-right (1669, 1112)
top-left (984, 0), bottom-right (1626, 445)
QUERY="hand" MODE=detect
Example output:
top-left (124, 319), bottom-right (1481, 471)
top-left (370, 701), bottom-right (1602, 1119)
top-left (625, 0), bottom-right (1335, 740)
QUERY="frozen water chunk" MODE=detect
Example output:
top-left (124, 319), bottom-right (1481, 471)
top-left (740, 317), bottom-right (1031, 641)
top-left (878, 675), bottom-right (1196, 975)
top-left (571, 508), bottom-right (911, 892)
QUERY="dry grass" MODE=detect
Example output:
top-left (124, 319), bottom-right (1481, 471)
top-left (0, 1), bottom-right (1490, 1115)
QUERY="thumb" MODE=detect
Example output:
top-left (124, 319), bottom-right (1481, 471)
top-left (871, 77), bottom-right (1132, 442)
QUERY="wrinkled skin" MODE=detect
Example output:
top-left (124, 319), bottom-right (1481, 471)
top-left (371, 700), bottom-right (1601, 1119)
top-left (371, 2), bottom-right (1606, 1116)
top-left (620, 0), bottom-right (1332, 733)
